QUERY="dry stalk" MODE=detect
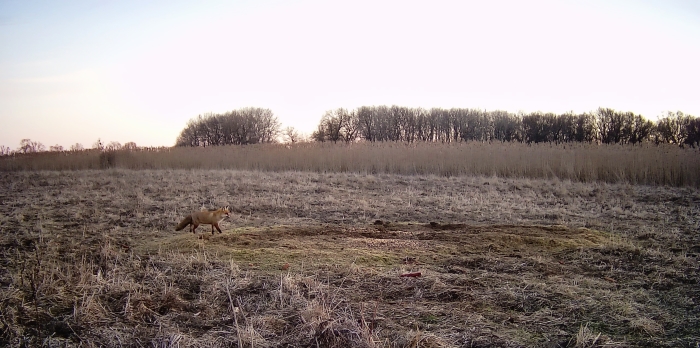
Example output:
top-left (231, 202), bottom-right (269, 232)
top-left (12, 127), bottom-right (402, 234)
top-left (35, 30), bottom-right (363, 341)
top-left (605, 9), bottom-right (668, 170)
top-left (225, 279), bottom-right (243, 348)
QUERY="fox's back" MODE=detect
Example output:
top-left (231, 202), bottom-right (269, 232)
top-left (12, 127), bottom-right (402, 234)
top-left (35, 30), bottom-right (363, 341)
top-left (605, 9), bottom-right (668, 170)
top-left (191, 209), bottom-right (228, 224)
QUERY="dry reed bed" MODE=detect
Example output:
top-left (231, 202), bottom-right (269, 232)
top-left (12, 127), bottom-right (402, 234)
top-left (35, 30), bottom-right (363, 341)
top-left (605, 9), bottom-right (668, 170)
top-left (0, 170), bottom-right (698, 347)
top-left (2, 142), bottom-right (699, 187)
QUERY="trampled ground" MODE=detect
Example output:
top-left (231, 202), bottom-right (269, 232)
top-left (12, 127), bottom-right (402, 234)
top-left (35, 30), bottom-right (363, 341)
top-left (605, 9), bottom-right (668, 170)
top-left (0, 170), bottom-right (698, 347)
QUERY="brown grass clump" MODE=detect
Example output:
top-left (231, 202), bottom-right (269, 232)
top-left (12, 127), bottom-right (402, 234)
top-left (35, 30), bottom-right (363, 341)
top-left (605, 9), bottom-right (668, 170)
top-left (0, 170), bottom-right (698, 347)
top-left (573, 323), bottom-right (603, 348)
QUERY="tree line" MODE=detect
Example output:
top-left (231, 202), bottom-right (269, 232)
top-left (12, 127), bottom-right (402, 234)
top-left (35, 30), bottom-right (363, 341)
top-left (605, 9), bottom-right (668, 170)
top-left (175, 107), bottom-right (280, 147)
top-left (311, 106), bottom-right (700, 147)
top-left (3, 106), bottom-right (699, 155)
top-left (0, 138), bottom-right (163, 156)
top-left (1, 106), bottom-right (283, 155)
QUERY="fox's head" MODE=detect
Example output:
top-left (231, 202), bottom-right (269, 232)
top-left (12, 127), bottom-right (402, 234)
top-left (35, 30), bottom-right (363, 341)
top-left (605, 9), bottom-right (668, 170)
top-left (222, 205), bottom-right (231, 217)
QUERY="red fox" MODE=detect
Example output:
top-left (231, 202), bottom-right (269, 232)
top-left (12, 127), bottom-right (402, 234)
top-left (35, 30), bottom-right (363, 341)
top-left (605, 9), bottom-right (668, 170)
top-left (175, 206), bottom-right (231, 235)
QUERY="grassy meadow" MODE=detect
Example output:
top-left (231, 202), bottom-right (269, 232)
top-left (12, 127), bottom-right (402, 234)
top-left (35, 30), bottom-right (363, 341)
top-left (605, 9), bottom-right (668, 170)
top-left (0, 143), bottom-right (699, 347)
top-left (2, 142), bottom-right (700, 186)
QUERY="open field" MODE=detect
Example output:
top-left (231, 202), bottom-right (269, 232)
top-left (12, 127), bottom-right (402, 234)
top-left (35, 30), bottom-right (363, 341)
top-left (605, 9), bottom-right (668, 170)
top-left (0, 170), bottom-right (699, 347)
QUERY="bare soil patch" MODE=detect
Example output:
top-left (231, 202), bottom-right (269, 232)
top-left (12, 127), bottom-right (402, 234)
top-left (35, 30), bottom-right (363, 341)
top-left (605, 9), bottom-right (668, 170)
top-left (0, 170), bottom-right (698, 347)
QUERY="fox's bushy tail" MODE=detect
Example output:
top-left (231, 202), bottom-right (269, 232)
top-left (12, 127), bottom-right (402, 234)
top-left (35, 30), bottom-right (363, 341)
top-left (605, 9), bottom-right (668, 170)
top-left (175, 215), bottom-right (192, 231)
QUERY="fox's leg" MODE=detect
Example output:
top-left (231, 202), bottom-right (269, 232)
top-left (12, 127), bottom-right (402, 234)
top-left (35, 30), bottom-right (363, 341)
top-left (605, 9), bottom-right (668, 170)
top-left (213, 223), bottom-right (223, 234)
top-left (191, 223), bottom-right (199, 234)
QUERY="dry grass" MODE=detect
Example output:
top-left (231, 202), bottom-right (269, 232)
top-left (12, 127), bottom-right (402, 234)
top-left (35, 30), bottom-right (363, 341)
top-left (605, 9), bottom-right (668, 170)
top-left (0, 170), bottom-right (698, 347)
top-left (2, 142), bottom-right (700, 186)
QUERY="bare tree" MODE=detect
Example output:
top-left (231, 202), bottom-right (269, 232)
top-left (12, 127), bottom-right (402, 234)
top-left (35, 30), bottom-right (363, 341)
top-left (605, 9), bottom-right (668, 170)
top-left (176, 119), bottom-right (201, 147)
top-left (684, 117), bottom-right (700, 148)
top-left (19, 139), bottom-right (32, 153)
top-left (573, 113), bottom-right (597, 143)
top-left (357, 106), bottom-right (377, 142)
top-left (0, 145), bottom-right (12, 156)
top-left (105, 141), bottom-right (122, 151)
top-left (595, 108), bottom-right (649, 144)
top-left (70, 143), bottom-right (84, 151)
top-left (93, 138), bottom-right (104, 150)
top-left (493, 111), bottom-right (522, 142)
top-left (18, 139), bottom-right (45, 153)
top-left (628, 114), bottom-right (654, 145)
top-left (655, 111), bottom-right (691, 145)
top-left (312, 108), bottom-right (359, 143)
top-left (311, 123), bottom-right (327, 142)
top-left (49, 144), bottom-right (64, 152)
top-left (522, 113), bottom-right (554, 143)
top-left (123, 142), bottom-right (138, 150)
top-left (282, 127), bottom-right (301, 143)
top-left (340, 109), bottom-right (359, 143)
top-left (176, 108), bottom-right (281, 146)
top-left (315, 110), bottom-right (343, 143)
top-left (312, 105), bottom-right (674, 146)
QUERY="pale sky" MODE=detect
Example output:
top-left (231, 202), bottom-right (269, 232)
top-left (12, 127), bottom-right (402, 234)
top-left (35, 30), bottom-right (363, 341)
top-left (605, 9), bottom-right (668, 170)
top-left (1, 0), bottom-right (699, 148)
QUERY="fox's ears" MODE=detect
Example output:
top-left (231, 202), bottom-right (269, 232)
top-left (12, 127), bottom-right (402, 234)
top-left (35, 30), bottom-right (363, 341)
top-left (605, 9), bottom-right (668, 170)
top-left (224, 205), bottom-right (230, 211)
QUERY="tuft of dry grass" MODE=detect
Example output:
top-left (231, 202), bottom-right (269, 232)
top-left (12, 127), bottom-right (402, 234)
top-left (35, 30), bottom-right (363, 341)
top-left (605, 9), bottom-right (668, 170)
top-left (0, 170), bottom-right (698, 347)
top-left (573, 323), bottom-right (603, 348)
top-left (2, 142), bottom-right (700, 186)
